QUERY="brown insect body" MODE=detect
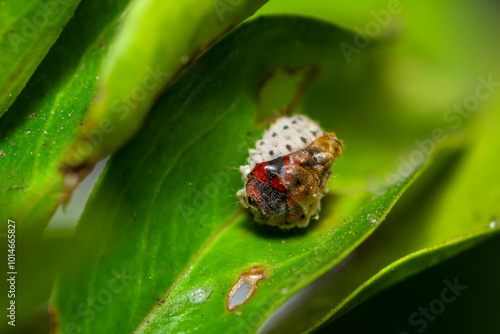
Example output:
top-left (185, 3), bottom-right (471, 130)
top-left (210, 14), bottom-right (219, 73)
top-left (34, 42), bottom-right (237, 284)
top-left (239, 132), bottom-right (342, 228)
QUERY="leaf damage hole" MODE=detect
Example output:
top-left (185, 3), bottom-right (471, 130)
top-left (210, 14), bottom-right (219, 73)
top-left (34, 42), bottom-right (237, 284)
top-left (227, 267), bottom-right (266, 311)
top-left (255, 66), bottom-right (319, 126)
top-left (59, 161), bottom-right (97, 205)
top-left (228, 283), bottom-right (249, 310)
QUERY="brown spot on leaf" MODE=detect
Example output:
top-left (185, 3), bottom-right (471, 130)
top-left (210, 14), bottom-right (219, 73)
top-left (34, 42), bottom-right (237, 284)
top-left (227, 266), bottom-right (267, 311)
top-left (59, 162), bottom-right (96, 206)
top-left (49, 305), bottom-right (59, 334)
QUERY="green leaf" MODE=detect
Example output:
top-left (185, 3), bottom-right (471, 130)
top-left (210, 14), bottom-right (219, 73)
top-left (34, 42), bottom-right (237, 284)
top-left (0, 0), bottom-right (132, 235)
top-left (255, 0), bottom-right (390, 28)
top-left (60, 0), bottom-right (269, 169)
top-left (318, 233), bottom-right (500, 333)
top-left (312, 230), bottom-right (500, 333)
top-left (0, 0), bottom-right (81, 115)
top-left (51, 16), bottom-right (432, 333)
top-left (268, 92), bottom-right (500, 333)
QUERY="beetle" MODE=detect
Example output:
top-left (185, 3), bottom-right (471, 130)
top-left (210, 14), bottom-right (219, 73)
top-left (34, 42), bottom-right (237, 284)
top-left (237, 115), bottom-right (342, 228)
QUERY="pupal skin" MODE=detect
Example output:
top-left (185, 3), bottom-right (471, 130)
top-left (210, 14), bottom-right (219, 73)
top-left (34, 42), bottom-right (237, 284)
top-left (237, 115), bottom-right (343, 228)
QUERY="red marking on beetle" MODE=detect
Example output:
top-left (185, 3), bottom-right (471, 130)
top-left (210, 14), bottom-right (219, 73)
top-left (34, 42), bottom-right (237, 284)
top-left (246, 180), bottom-right (262, 199)
top-left (250, 155), bottom-right (293, 192)
top-left (270, 177), bottom-right (286, 191)
top-left (252, 162), bottom-right (268, 184)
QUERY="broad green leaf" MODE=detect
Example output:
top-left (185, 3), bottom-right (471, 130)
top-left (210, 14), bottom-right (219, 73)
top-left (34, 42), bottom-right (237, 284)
top-left (318, 232), bottom-right (500, 333)
top-left (51, 17), bottom-right (434, 333)
top-left (267, 93), bottom-right (500, 333)
top-left (61, 0), bottom-right (269, 169)
top-left (0, 0), bottom-right (132, 235)
top-left (311, 230), bottom-right (500, 333)
top-left (0, 0), bottom-right (81, 115)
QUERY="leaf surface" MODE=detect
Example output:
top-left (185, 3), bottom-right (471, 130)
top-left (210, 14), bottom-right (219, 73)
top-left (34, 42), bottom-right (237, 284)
top-left (268, 90), bottom-right (500, 334)
top-left (0, 0), bottom-right (81, 115)
top-left (0, 0), bottom-right (131, 234)
top-left (61, 0), bottom-right (268, 168)
top-left (52, 17), bottom-right (435, 333)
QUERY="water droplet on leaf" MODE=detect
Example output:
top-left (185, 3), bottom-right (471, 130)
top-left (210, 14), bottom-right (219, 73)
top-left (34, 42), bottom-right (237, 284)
top-left (189, 287), bottom-right (212, 304)
top-left (367, 214), bottom-right (378, 226)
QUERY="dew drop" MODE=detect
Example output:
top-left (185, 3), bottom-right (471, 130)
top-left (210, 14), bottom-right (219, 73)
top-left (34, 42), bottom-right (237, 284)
top-left (189, 287), bottom-right (212, 304)
top-left (368, 214), bottom-right (378, 226)
top-left (489, 215), bottom-right (498, 229)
